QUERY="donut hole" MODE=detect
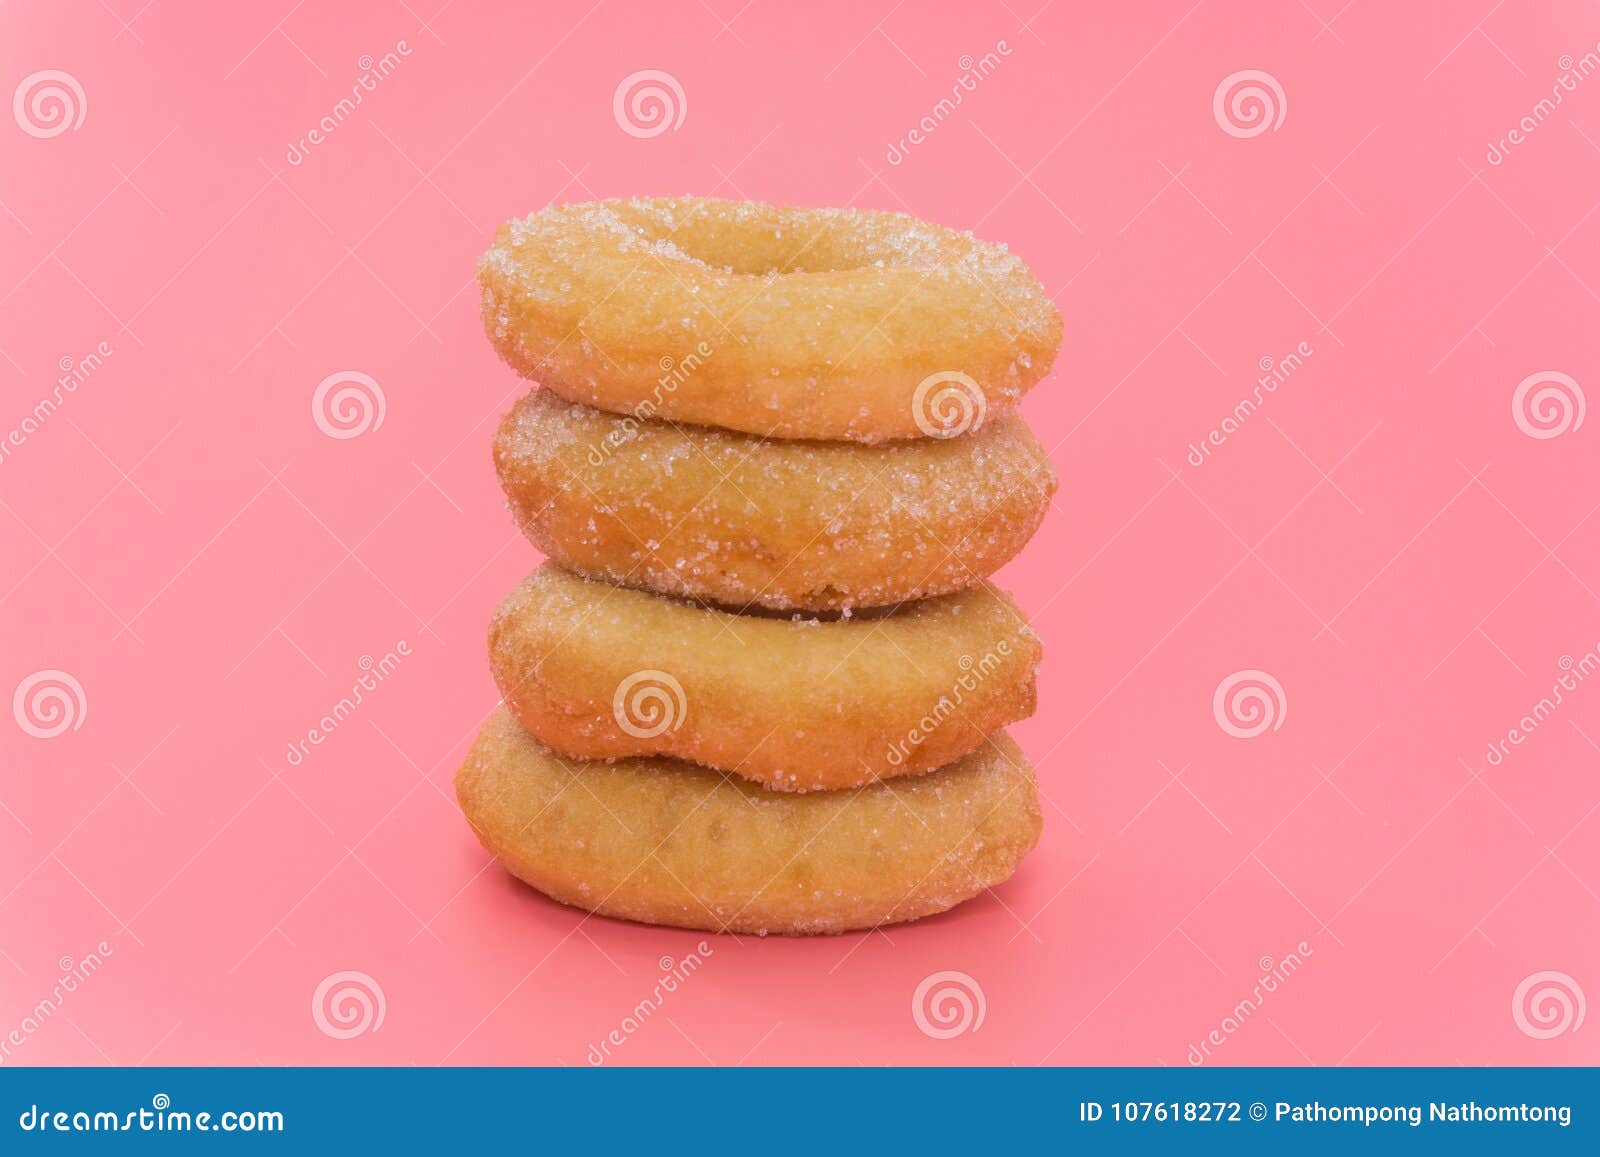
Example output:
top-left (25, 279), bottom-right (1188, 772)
top-left (615, 202), bottom-right (920, 276)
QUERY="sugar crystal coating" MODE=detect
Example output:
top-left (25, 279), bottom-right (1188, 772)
top-left (493, 388), bottom-right (1058, 611)
top-left (477, 196), bottom-right (1063, 443)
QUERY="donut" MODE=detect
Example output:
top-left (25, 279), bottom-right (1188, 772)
top-left (455, 708), bottom-right (1043, 935)
top-left (494, 388), bottom-right (1057, 612)
top-left (489, 564), bottom-right (1040, 791)
top-left (477, 197), bottom-right (1062, 442)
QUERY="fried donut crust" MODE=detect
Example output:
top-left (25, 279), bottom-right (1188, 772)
top-left (478, 197), bottom-right (1062, 443)
top-left (456, 708), bottom-right (1042, 936)
top-left (489, 564), bottom-right (1041, 791)
top-left (494, 388), bottom-right (1057, 613)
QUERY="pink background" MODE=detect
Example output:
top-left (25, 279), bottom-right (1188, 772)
top-left (3, 0), bottom-right (1598, 1066)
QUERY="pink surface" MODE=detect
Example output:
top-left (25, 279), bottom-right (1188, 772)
top-left (2, 0), bottom-right (1598, 1067)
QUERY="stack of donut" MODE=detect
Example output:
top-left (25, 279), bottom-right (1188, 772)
top-left (455, 197), bottom-right (1061, 936)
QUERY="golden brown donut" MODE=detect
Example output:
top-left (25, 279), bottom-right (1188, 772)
top-left (455, 708), bottom-right (1043, 935)
top-left (494, 388), bottom-right (1056, 612)
top-left (477, 197), bottom-right (1061, 442)
top-left (489, 564), bottom-right (1040, 791)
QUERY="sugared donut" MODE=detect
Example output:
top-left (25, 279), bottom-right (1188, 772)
top-left (455, 708), bottom-right (1042, 936)
top-left (478, 197), bottom-right (1061, 442)
top-left (489, 564), bottom-right (1040, 791)
top-left (493, 388), bottom-right (1057, 612)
